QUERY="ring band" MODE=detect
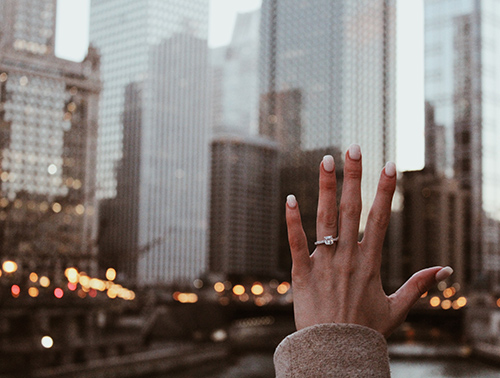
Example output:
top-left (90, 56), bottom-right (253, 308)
top-left (315, 235), bottom-right (339, 246)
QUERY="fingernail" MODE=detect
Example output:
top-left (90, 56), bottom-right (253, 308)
top-left (322, 155), bottom-right (334, 172)
top-left (385, 161), bottom-right (396, 177)
top-left (287, 194), bottom-right (297, 208)
top-left (348, 144), bottom-right (361, 160)
top-left (435, 266), bottom-right (453, 282)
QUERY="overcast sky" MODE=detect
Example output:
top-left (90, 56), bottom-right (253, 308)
top-left (55, 0), bottom-right (424, 172)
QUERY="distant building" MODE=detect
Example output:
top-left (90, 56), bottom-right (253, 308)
top-left (89, 0), bottom-right (210, 199)
top-left (259, 0), bottom-right (396, 229)
top-left (401, 169), bottom-right (470, 286)
top-left (98, 82), bottom-right (142, 281)
top-left (210, 10), bottom-right (260, 136)
top-left (0, 0), bottom-right (101, 275)
top-left (209, 134), bottom-right (279, 278)
top-left (99, 34), bottom-right (211, 286)
top-left (260, 88), bottom-right (302, 162)
top-left (424, 0), bottom-right (500, 288)
top-left (91, 1), bottom-right (211, 286)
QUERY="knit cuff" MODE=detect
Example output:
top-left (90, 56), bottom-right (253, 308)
top-left (274, 323), bottom-right (390, 377)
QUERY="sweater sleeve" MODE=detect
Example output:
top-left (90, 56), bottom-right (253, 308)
top-left (274, 323), bottom-right (391, 377)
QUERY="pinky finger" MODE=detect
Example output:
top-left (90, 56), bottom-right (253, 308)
top-left (286, 195), bottom-right (311, 278)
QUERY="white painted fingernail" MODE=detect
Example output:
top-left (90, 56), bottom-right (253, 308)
top-left (435, 266), bottom-right (453, 282)
top-left (287, 194), bottom-right (297, 208)
top-left (323, 155), bottom-right (334, 172)
top-left (348, 144), bottom-right (361, 160)
top-left (385, 161), bottom-right (396, 177)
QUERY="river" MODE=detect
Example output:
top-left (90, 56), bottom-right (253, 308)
top-left (147, 353), bottom-right (500, 377)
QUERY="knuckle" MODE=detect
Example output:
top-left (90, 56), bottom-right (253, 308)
top-left (291, 268), bottom-right (309, 288)
top-left (410, 273), bottom-right (427, 297)
top-left (289, 237), bottom-right (307, 253)
top-left (317, 210), bottom-right (337, 229)
top-left (320, 176), bottom-right (336, 191)
top-left (369, 211), bottom-right (390, 230)
top-left (378, 179), bottom-right (396, 196)
top-left (340, 201), bottom-right (362, 219)
top-left (345, 166), bottom-right (362, 180)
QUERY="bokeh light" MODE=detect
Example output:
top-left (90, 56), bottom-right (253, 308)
top-left (54, 288), bottom-right (64, 298)
top-left (41, 336), bottom-right (53, 349)
top-left (232, 285), bottom-right (245, 296)
top-left (105, 268), bottom-right (116, 281)
top-left (3, 260), bottom-right (18, 273)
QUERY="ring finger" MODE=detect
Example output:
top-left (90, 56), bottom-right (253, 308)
top-left (316, 155), bottom-right (338, 244)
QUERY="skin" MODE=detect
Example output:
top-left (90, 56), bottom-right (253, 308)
top-left (285, 145), bottom-right (452, 338)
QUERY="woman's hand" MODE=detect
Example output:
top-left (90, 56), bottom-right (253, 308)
top-left (285, 144), bottom-right (453, 337)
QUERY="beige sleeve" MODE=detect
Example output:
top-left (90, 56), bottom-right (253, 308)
top-left (274, 323), bottom-right (391, 377)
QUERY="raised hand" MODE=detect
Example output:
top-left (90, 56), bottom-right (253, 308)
top-left (285, 144), bottom-right (453, 337)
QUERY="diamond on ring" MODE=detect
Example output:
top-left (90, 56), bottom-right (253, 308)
top-left (315, 235), bottom-right (339, 246)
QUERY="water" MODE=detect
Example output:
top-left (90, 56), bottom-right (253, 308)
top-left (147, 354), bottom-right (500, 377)
top-left (391, 359), bottom-right (500, 377)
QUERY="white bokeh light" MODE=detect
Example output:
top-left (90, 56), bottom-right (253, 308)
top-left (41, 335), bottom-right (54, 349)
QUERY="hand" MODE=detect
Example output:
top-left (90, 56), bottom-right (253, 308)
top-left (285, 144), bottom-right (453, 337)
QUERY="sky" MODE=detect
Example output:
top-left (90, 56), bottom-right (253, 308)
top-left (55, 0), bottom-right (424, 172)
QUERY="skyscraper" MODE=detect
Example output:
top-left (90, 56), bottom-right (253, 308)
top-left (424, 0), bottom-right (500, 288)
top-left (209, 134), bottom-right (280, 278)
top-left (90, 0), bottom-right (210, 199)
top-left (91, 2), bottom-right (211, 285)
top-left (216, 10), bottom-right (261, 135)
top-left (259, 0), bottom-right (396, 228)
top-left (0, 0), bottom-right (101, 274)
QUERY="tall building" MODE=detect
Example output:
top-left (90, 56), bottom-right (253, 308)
top-left (217, 10), bottom-right (261, 135)
top-left (96, 33), bottom-right (211, 285)
top-left (401, 169), bottom-right (469, 286)
top-left (424, 0), bottom-right (500, 288)
top-left (89, 0), bottom-right (210, 199)
top-left (90, 1), bottom-right (211, 285)
top-left (0, 0), bottom-right (101, 275)
top-left (259, 0), bottom-right (396, 228)
top-left (211, 10), bottom-right (261, 135)
top-left (209, 134), bottom-right (279, 278)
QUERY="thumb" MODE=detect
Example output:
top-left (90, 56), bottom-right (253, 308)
top-left (390, 266), bottom-right (453, 321)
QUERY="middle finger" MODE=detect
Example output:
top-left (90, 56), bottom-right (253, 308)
top-left (316, 155), bottom-right (338, 243)
top-left (338, 144), bottom-right (363, 247)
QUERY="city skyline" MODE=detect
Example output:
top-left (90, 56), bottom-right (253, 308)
top-left (258, 0), bottom-right (396, 230)
top-left (55, 0), bottom-right (425, 172)
top-left (424, 0), bottom-right (500, 290)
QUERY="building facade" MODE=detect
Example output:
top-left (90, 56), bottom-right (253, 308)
top-left (89, 0), bottom-right (210, 199)
top-left (93, 12), bottom-right (212, 285)
top-left (259, 0), bottom-right (397, 229)
top-left (90, 1), bottom-right (211, 285)
top-left (0, 0), bottom-right (101, 276)
top-left (424, 0), bottom-right (500, 288)
top-left (209, 134), bottom-right (280, 278)
top-left (401, 169), bottom-right (469, 286)
top-left (215, 10), bottom-right (261, 135)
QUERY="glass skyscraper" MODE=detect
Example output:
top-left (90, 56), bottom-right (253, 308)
top-left (425, 0), bottom-right (500, 288)
top-left (90, 0), bottom-right (211, 285)
top-left (259, 0), bottom-right (396, 229)
top-left (214, 10), bottom-right (261, 135)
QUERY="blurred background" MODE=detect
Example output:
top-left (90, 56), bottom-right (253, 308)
top-left (2, 0), bottom-right (500, 376)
